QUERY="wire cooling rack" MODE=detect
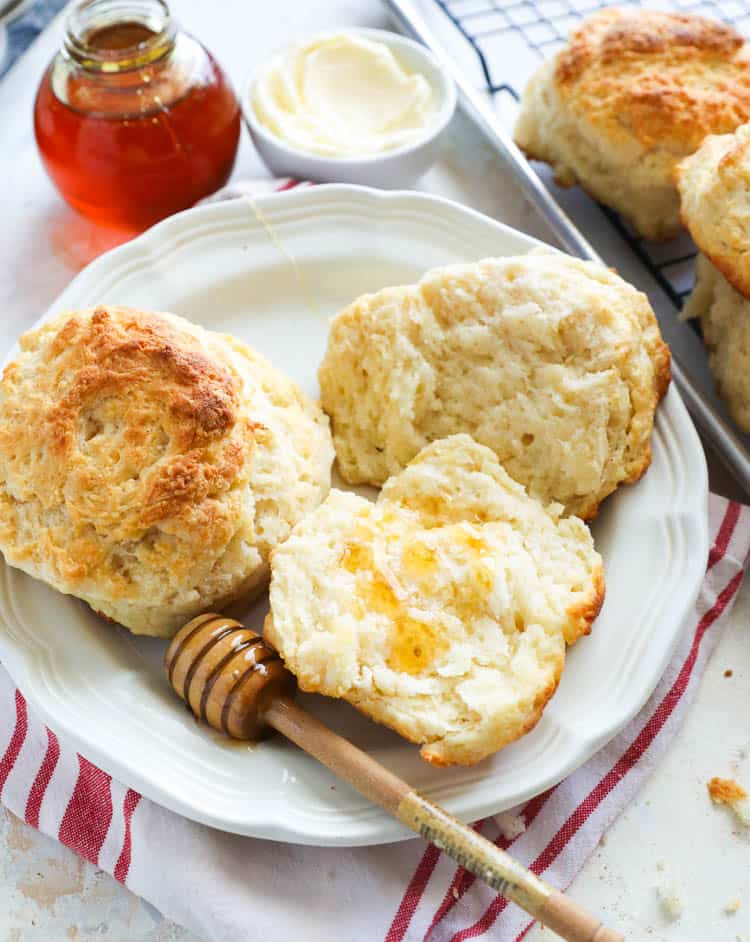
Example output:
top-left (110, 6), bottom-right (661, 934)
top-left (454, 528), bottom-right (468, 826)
top-left (430, 0), bottom-right (750, 310)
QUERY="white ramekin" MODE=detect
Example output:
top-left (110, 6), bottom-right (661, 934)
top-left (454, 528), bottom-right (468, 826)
top-left (242, 28), bottom-right (457, 188)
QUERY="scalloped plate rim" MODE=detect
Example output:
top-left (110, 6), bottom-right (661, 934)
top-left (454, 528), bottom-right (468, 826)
top-left (0, 185), bottom-right (709, 845)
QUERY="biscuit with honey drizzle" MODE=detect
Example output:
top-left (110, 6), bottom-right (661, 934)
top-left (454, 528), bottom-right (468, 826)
top-left (165, 611), bottom-right (620, 942)
top-left (265, 434), bottom-right (604, 767)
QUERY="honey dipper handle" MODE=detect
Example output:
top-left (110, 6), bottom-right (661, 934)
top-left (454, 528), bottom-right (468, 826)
top-left (264, 697), bottom-right (410, 813)
top-left (264, 699), bottom-right (623, 942)
top-left (396, 794), bottom-right (623, 942)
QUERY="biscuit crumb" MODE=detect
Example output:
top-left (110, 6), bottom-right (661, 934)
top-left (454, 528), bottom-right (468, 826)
top-left (495, 811), bottom-right (527, 841)
top-left (725, 669), bottom-right (734, 677)
top-left (657, 885), bottom-right (683, 921)
top-left (708, 777), bottom-right (747, 804)
top-left (452, 887), bottom-right (460, 900)
top-left (725, 897), bottom-right (741, 915)
top-left (708, 777), bottom-right (750, 828)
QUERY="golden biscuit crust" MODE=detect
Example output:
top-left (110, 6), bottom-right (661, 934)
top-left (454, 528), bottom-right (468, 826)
top-left (515, 9), bottom-right (750, 240)
top-left (0, 305), bottom-right (333, 635)
top-left (677, 124), bottom-right (750, 301)
top-left (557, 11), bottom-right (747, 150)
top-left (319, 253), bottom-right (669, 520)
top-left (682, 254), bottom-right (750, 432)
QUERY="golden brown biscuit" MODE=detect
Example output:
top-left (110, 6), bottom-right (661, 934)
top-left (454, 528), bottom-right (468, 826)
top-left (266, 434), bottom-right (604, 767)
top-left (514, 9), bottom-right (750, 241)
top-left (683, 254), bottom-right (750, 432)
top-left (677, 123), bottom-right (750, 299)
top-left (0, 306), bottom-right (333, 636)
top-left (318, 252), bottom-right (669, 520)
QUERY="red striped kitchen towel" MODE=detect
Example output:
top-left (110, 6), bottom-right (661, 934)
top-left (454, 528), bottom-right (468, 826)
top-left (0, 492), bottom-right (746, 942)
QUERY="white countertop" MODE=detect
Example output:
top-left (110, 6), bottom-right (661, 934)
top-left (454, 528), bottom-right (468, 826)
top-left (1, 1), bottom-right (749, 939)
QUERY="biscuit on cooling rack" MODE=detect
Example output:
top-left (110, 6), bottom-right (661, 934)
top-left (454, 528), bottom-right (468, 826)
top-left (683, 254), bottom-right (750, 433)
top-left (677, 123), bottom-right (750, 302)
top-left (0, 306), bottom-right (333, 636)
top-left (266, 434), bottom-right (604, 766)
top-left (514, 9), bottom-right (750, 241)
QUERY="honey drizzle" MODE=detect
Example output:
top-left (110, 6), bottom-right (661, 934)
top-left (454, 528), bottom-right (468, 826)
top-left (341, 528), bottom-right (448, 676)
top-left (386, 616), bottom-right (445, 675)
top-left (241, 194), bottom-right (318, 316)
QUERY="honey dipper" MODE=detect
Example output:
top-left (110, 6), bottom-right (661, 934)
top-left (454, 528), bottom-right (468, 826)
top-left (165, 614), bottom-right (624, 942)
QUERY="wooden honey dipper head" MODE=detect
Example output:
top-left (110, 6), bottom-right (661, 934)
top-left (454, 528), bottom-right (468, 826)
top-left (165, 613), bottom-right (295, 740)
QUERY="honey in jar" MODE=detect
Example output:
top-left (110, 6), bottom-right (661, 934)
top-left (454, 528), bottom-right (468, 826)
top-left (34, 0), bottom-right (241, 230)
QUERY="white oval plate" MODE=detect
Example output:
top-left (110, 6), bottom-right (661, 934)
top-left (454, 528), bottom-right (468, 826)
top-left (0, 185), bottom-right (708, 846)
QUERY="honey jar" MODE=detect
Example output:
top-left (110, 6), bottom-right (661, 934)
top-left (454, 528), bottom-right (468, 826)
top-left (34, 0), bottom-right (241, 229)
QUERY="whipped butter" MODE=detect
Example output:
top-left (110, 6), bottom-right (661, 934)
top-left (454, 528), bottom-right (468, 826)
top-left (253, 33), bottom-right (437, 157)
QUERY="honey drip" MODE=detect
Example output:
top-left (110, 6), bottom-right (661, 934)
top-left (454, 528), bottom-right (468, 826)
top-left (341, 533), bottom-right (447, 675)
top-left (339, 514), bottom-right (497, 677)
top-left (340, 543), bottom-right (374, 573)
top-left (386, 616), bottom-right (445, 675)
top-left (401, 539), bottom-right (437, 579)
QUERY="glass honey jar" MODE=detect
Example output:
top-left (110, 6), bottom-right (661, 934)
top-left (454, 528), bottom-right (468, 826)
top-left (34, 0), bottom-right (241, 229)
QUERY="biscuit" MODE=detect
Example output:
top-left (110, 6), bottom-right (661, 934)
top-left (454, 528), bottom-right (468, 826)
top-left (266, 434), bottom-right (604, 766)
top-left (318, 252), bottom-right (669, 520)
top-left (0, 306), bottom-right (333, 636)
top-left (683, 254), bottom-right (750, 432)
top-left (514, 9), bottom-right (750, 241)
top-left (676, 123), bottom-right (750, 300)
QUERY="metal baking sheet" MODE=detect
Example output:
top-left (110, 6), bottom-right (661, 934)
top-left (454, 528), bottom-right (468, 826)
top-left (388, 0), bottom-right (750, 494)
